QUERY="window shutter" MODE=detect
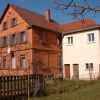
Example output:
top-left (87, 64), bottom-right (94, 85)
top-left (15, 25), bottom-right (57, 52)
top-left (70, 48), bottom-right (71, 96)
top-left (6, 36), bottom-right (9, 46)
top-left (42, 54), bottom-right (49, 69)
top-left (15, 33), bottom-right (18, 44)
top-left (15, 18), bottom-right (17, 25)
top-left (25, 31), bottom-right (28, 42)
top-left (10, 19), bottom-right (13, 27)
top-left (8, 35), bottom-right (12, 46)
top-left (18, 32), bottom-right (21, 44)
top-left (0, 37), bottom-right (3, 48)
top-left (6, 22), bottom-right (8, 29)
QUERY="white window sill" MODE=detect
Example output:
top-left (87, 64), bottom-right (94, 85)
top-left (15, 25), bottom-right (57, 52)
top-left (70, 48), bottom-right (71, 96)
top-left (87, 41), bottom-right (95, 44)
top-left (67, 44), bottom-right (73, 46)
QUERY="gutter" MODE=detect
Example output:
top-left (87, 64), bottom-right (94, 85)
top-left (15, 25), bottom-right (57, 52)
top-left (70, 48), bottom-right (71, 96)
top-left (62, 25), bottom-right (100, 36)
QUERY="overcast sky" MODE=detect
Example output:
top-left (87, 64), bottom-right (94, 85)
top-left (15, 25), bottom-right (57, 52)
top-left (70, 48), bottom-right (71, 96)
top-left (0, 0), bottom-right (100, 24)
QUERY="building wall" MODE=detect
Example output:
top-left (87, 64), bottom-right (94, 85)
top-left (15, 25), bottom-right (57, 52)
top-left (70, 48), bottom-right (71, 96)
top-left (0, 6), bottom-right (62, 78)
top-left (31, 27), bottom-right (62, 78)
top-left (63, 29), bottom-right (100, 80)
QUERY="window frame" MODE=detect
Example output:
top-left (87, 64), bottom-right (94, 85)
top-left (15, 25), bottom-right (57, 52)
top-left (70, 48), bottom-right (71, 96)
top-left (11, 33), bottom-right (17, 45)
top-left (67, 36), bottom-right (73, 45)
top-left (20, 31), bottom-right (27, 43)
top-left (2, 56), bottom-right (7, 69)
top-left (2, 21), bottom-right (8, 30)
top-left (87, 33), bottom-right (95, 43)
top-left (57, 55), bottom-right (62, 70)
top-left (85, 63), bottom-right (93, 71)
top-left (11, 18), bottom-right (17, 27)
top-left (20, 55), bottom-right (27, 69)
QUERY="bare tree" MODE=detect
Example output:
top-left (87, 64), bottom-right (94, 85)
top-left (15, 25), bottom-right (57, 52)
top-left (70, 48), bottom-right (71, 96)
top-left (52, 0), bottom-right (100, 20)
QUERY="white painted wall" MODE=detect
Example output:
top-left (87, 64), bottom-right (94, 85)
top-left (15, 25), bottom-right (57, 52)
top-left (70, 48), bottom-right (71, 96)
top-left (63, 29), bottom-right (100, 80)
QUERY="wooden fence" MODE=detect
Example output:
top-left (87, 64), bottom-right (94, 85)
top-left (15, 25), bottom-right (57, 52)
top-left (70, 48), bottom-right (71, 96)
top-left (0, 74), bottom-right (45, 100)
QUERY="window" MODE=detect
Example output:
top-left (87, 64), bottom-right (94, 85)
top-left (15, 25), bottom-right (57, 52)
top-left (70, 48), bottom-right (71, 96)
top-left (11, 55), bottom-right (16, 69)
top-left (2, 22), bottom-right (8, 30)
top-left (57, 56), bottom-right (62, 70)
top-left (2, 56), bottom-right (7, 69)
top-left (42, 54), bottom-right (48, 69)
top-left (20, 55), bottom-right (26, 69)
top-left (85, 63), bottom-right (93, 71)
top-left (57, 36), bottom-right (62, 45)
top-left (41, 31), bottom-right (48, 43)
top-left (67, 37), bottom-right (73, 45)
top-left (12, 34), bottom-right (17, 45)
top-left (88, 33), bottom-right (95, 42)
top-left (20, 31), bottom-right (27, 43)
top-left (11, 18), bottom-right (17, 27)
top-left (3, 37), bottom-right (7, 47)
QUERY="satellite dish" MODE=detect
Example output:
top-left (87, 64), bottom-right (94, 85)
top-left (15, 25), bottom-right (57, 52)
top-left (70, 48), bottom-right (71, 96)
top-left (7, 47), bottom-right (11, 54)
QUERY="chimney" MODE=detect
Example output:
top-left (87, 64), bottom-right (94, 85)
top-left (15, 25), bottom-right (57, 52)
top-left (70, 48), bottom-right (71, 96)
top-left (45, 9), bottom-right (50, 21)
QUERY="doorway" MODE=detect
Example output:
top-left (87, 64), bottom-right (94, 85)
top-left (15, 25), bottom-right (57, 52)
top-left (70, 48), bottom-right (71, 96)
top-left (73, 64), bottom-right (79, 80)
top-left (65, 64), bottom-right (70, 79)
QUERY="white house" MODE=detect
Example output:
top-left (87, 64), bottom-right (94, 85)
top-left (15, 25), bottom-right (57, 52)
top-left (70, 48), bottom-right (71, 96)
top-left (62, 19), bottom-right (100, 80)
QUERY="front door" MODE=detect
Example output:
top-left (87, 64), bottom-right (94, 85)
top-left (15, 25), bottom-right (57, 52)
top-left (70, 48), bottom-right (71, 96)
top-left (65, 64), bottom-right (70, 79)
top-left (73, 64), bottom-right (79, 80)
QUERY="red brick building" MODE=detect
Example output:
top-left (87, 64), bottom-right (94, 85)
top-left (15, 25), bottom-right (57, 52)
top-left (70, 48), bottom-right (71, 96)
top-left (0, 4), bottom-right (62, 79)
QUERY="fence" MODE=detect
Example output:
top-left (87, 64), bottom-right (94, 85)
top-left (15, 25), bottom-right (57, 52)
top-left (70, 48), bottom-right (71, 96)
top-left (0, 74), bottom-right (45, 100)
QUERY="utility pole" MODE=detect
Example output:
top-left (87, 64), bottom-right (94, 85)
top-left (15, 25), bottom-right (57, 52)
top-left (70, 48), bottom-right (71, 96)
top-left (28, 66), bottom-right (30, 100)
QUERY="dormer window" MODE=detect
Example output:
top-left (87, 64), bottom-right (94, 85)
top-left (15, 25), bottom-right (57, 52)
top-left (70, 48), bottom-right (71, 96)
top-left (11, 18), bottom-right (17, 27)
top-left (2, 22), bottom-right (8, 30)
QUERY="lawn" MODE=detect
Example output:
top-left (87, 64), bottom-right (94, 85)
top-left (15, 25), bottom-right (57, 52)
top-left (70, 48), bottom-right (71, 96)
top-left (30, 80), bottom-right (100, 100)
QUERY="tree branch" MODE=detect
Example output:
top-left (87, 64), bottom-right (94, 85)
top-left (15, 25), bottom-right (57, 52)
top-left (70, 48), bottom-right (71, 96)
top-left (54, 1), bottom-right (100, 12)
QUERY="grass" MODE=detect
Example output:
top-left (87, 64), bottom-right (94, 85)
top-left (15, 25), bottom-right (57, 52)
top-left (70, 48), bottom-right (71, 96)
top-left (30, 80), bottom-right (100, 100)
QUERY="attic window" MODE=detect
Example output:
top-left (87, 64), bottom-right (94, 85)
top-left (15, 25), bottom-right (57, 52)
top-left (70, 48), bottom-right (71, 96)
top-left (2, 22), bottom-right (8, 30)
top-left (9, 12), bottom-right (11, 15)
top-left (11, 18), bottom-right (17, 27)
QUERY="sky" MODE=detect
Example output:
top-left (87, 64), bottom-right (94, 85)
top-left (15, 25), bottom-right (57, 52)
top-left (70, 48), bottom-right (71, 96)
top-left (0, 0), bottom-right (100, 24)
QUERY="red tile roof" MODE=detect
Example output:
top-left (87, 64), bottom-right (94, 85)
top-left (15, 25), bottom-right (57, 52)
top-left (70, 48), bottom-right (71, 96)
top-left (61, 19), bottom-right (97, 32)
top-left (0, 4), bottom-right (61, 32)
top-left (0, 4), bottom-right (98, 33)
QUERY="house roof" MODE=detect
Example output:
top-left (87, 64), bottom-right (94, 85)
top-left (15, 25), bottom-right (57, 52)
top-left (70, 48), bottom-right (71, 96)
top-left (61, 19), bottom-right (98, 33)
top-left (0, 3), bottom-right (61, 33)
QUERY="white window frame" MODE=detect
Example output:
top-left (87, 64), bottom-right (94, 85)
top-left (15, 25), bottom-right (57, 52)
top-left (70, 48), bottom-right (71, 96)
top-left (67, 36), bottom-right (73, 45)
top-left (87, 33), bottom-right (95, 43)
top-left (85, 63), bottom-right (93, 71)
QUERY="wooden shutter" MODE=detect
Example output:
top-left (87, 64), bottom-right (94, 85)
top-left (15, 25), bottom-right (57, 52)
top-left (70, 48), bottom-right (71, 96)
top-left (18, 32), bottom-right (21, 44)
top-left (42, 54), bottom-right (49, 69)
top-left (8, 35), bottom-right (12, 46)
top-left (0, 37), bottom-right (3, 48)
top-left (25, 31), bottom-right (28, 42)
top-left (15, 33), bottom-right (18, 44)
top-left (6, 36), bottom-right (9, 46)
